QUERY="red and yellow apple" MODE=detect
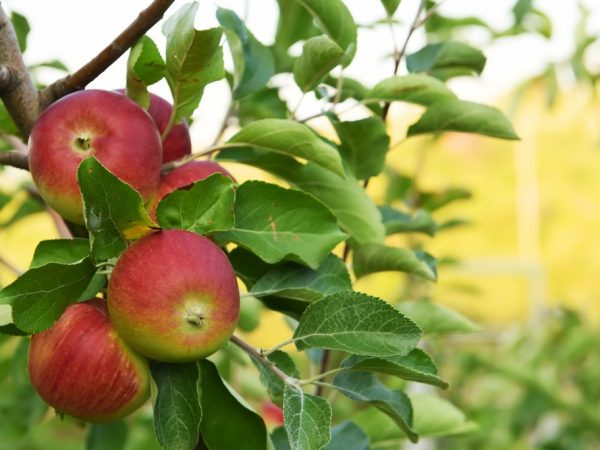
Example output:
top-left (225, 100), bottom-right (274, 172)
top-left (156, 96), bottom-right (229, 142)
top-left (28, 299), bottom-right (150, 423)
top-left (107, 230), bottom-right (240, 362)
top-left (28, 89), bottom-right (162, 224)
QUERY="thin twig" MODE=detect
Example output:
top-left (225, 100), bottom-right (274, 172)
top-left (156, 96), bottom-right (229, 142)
top-left (230, 335), bottom-right (295, 385)
top-left (300, 367), bottom-right (345, 386)
top-left (161, 143), bottom-right (243, 172)
top-left (0, 150), bottom-right (29, 170)
top-left (262, 337), bottom-right (296, 357)
top-left (40, 0), bottom-right (176, 108)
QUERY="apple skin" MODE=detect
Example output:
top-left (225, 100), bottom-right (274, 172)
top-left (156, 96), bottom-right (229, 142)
top-left (28, 89), bottom-right (162, 225)
top-left (28, 299), bottom-right (150, 423)
top-left (107, 230), bottom-right (240, 362)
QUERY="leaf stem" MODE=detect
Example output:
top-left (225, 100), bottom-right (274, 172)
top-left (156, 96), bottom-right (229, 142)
top-left (161, 109), bottom-right (177, 142)
top-left (299, 367), bottom-right (346, 386)
top-left (161, 143), bottom-right (244, 172)
top-left (262, 337), bottom-right (297, 356)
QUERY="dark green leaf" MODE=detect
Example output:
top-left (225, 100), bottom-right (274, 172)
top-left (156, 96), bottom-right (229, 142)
top-left (238, 88), bottom-right (288, 126)
top-left (367, 74), bottom-right (457, 106)
top-left (228, 119), bottom-right (345, 177)
top-left (332, 116), bottom-right (389, 179)
top-left (86, 421), bottom-right (128, 450)
top-left (163, 3), bottom-right (224, 121)
top-left (0, 258), bottom-right (96, 333)
top-left (10, 12), bottom-right (30, 53)
top-left (406, 42), bottom-right (486, 80)
top-left (217, 7), bottom-right (275, 99)
top-left (151, 362), bottom-right (202, 450)
top-left (332, 371), bottom-right (418, 442)
top-left (353, 244), bottom-right (437, 281)
top-left (127, 36), bottom-right (165, 108)
top-left (157, 173), bottom-right (235, 234)
top-left (294, 292), bottom-right (422, 357)
top-left (78, 157), bottom-right (158, 261)
top-left (250, 350), bottom-right (299, 405)
top-left (342, 348), bottom-right (449, 388)
top-left (379, 206), bottom-right (437, 236)
top-left (323, 421), bottom-right (369, 450)
top-left (30, 239), bottom-right (90, 269)
top-left (199, 360), bottom-right (267, 450)
top-left (407, 100), bottom-right (519, 140)
top-left (229, 247), bottom-right (275, 288)
top-left (294, 36), bottom-right (344, 92)
top-left (381, 0), bottom-right (401, 17)
top-left (271, 427), bottom-right (292, 450)
top-left (397, 300), bottom-right (479, 334)
top-left (217, 181), bottom-right (347, 269)
top-left (283, 384), bottom-right (332, 450)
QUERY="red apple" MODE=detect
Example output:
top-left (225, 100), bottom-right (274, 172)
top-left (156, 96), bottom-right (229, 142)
top-left (116, 89), bottom-right (192, 163)
top-left (28, 89), bottom-right (162, 224)
top-left (28, 299), bottom-right (150, 423)
top-left (107, 230), bottom-right (240, 362)
top-left (150, 160), bottom-right (234, 219)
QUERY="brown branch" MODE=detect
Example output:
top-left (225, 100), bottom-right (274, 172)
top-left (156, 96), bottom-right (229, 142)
top-left (230, 335), bottom-right (295, 385)
top-left (39, 0), bottom-right (176, 108)
top-left (0, 6), bottom-right (39, 137)
top-left (0, 150), bottom-right (28, 170)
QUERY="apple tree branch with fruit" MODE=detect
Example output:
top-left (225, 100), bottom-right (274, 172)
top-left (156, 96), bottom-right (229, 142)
top-left (0, 1), bottom-right (519, 449)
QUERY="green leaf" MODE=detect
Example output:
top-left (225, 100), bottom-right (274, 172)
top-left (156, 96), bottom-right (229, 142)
top-left (397, 300), bottom-right (480, 335)
top-left (293, 292), bottom-right (422, 357)
top-left (367, 74), bottom-right (457, 106)
top-left (238, 88), bottom-right (288, 125)
top-left (323, 421), bottom-right (369, 450)
top-left (419, 186), bottom-right (471, 211)
top-left (0, 258), bottom-right (96, 333)
top-left (151, 362), bottom-right (202, 450)
top-left (274, 0), bottom-right (320, 70)
top-left (30, 239), bottom-right (90, 269)
top-left (163, 3), bottom-right (224, 121)
top-left (0, 102), bottom-right (18, 136)
top-left (157, 174), bottom-right (235, 234)
top-left (29, 59), bottom-right (69, 72)
top-left (381, 0), bottom-right (401, 17)
top-left (379, 206), bottom-right (437, 236)
top-left (283, 385), bottom-right (332, 450)
top-left (199, 360), bottom-right (267, 450)
top-left (77, 157), bottom-right (158, 261)
top-left (0, 193), bottom-right (44, 229)
top-left (332, 116), bottom-right (390, 180)
top-left (250, 350), bottom-right (299, 405)
top-left (127, 36), bottom-right (165, 108)
top-left (406, 42), bottom-right (486, 80)
top-left (342, 348), bottom-right (449, 388)
top-left (407, 100), bottom-right (519, 140)
top-left (10, 12), bottom-right (30, 53)
top-left (411, 394), bottom-right (477, 437)
top-left (228, 119), bottom-right (345, 177)
top-left (217, 7), bottom-right (275, 99)
top-left (294, 36), bottom-right (344, 92)
top-left (295, 0), bottom-right (358, 66)
top-left (86, 421), bottom-right (128, 450)
top-left (216, 181), bottom-right (347, 269)
top-left (271, 427), bottom-right (292, 450)
top-left (353, 244), bottom-right (437, 281)
top-left (332, 371), bottom-right (418, 442)
top-left (229, 247), bottom-right (275, 288)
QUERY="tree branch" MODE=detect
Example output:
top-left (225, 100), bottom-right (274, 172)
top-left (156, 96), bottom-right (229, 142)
top-left (230, 335), bottom-right (295, 386)
top-left (0, 6), bottom-right (39, 137)
top-left (0, 150), bottom-right (28, 170)
top-left (39, 0), bottom-right (175, 108)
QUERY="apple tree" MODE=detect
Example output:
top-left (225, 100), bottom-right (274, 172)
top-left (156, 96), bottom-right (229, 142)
top-left (0, 1), bottom-right (520, 449)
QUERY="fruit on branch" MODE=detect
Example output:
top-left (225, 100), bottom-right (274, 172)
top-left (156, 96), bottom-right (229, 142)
top-left (107, 229), bottom-right (240, 362)
top-left (117, 89), bottom-right (192, 163)
top-left (28, 298), bottom-right (150, 423)
top-left (28, 90), bottom-right (162, 224)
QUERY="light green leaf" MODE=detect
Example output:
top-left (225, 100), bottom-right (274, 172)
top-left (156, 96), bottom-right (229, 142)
top-left (0, 258), bottom-right (96, 333)
top-left (379, 206), bottom-right (438, 236)
top-left (151, 362), bottom-right (202, 450)
top-left (0, 102), bottom-right (18, 135)
top-left (397, 299), bottom-right (480, 334)
top-left (228, 119), bottom-right (345, 177)
top-left (353, 244), bottom-right (437, 281)
top-left (127, 35), bottom-right (166, 108)
top-left (381, 0), bottom-right (401, 17)
top-left (342, 348), bottom-right (449, 388)
top-left (157, 173), bottom-right (235, 234)
top-left (367, 74), bottom-right (457, 106)
top-left (283, 385), bottom-right (332, 450)
top-left (294, 36), bottom-right (344, 92)
top-left (86, 421), bottom-right (128, 450)
top-left (199, 360), bottom-right (267, 450)
top-left (332, 371), bottom-right (418, 442)
top-left (295, 0), bottom-right (357, 66)
top-left (332, 116), bottom-right (390, 180)
top-left (238, 88), bottom-right (288, 125)
top-left (163, 3), bottom-right (224, 121)
top-left (217, 181), bottom-right (347, 269)
top-left (30, 239), bottom-right (90, 269)
top-left (407, 100), bottom-right (519, 140)
top-left (293, 292), bottom-right (422, 357)
top-left (411, 394), bottom-right (478, 437)
top-left (250, 350), bottom-right (299, 405)
top-left (419, 186), bottom-right (472, 211)
top-left (407, 42), bottom-right (486, 80)
top-left (29, 59), bottom-right (69, 72)
top-left (217, 7), bottom-right (275, 99)
top-left (323, 421), bottom-right (369, 450)
top-left (78, 157), bottom-right (158, 261)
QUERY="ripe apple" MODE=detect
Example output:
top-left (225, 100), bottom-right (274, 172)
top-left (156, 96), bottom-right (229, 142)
top-left (116, 89), bottom-right (192, 163)
top-left (28, 298), bottom-right (150, 423)
top-left (107, 230), bottom-right (240, 362)
top-left (28, 89), bottom-right (162, 225)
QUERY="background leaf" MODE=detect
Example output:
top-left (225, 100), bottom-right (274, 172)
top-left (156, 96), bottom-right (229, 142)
top-left (367, 74), bottom-right (457, 106)
top-left (86, 422), bottom-right (128, 450)
top-left (10, 12), bottom-right (30, 53)
top-left (294, 36), bottom-right (344, 92)
top-left (283, 385), bottom-right (332, 450)
top-left (406, 42), bottom-right (486, 80)
top-left (379, 207), bottom-right (438, 236)
top-left (353, 244), bottom-right (437, 281)
top-left (397, 299), bottom-right (480, 334)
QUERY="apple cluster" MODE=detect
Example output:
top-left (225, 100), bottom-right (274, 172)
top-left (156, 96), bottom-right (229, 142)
top-left (26, 90), bottom-right (240, 422)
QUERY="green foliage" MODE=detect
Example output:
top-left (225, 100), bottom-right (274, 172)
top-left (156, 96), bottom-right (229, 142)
top-left (397, 299), bottom-right (480, 335)
top-left (367, 74), bottom-right (457, 106)
top-left (283, 385), bottom-right (332, 450)
top-left (10, 12), bottom-right (30, 53)
top-left (294, 36), bottom-right (344, 92)
top-left (127, 36), bottom-right (165, 108)
top-left (29, 239), bottom-right (90, 268)
top-left (406, 42), bottom-right (486, 80)
top-left (352, 244), bottom-right (437, 281)
top-left (86, 422), bottom-right (128, 450)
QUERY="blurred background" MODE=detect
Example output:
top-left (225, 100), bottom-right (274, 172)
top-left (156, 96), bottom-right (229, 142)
top-left (1, 0), bottom-right (600, 449)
